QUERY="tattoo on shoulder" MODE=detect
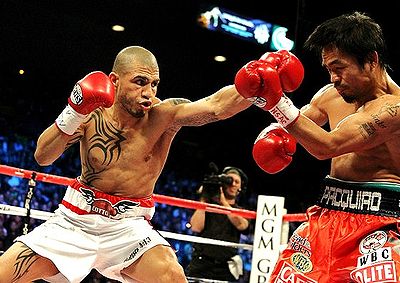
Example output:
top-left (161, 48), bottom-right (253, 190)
top-left (369, 102), bottom-right (400, 130)
top-left (378, 102), bottom-right (399, 117)
top-left (371, 114), bottom-right (386, 129)
top-left (12, 246), bottom-right (38, 281)
top-left (167, 98), bottom-right (192, 105)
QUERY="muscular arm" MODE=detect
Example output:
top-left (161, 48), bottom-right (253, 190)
top-left (34, 124), bottom-right (83, 166)
top-left (167, 85), bottom-right (252, 127)
top-left (287, 96), bottom-right (400, 160)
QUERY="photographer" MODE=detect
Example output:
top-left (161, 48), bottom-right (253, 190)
top-left (185, 165), bottom-right (250, 282)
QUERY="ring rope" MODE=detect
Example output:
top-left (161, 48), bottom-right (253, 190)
top-left (0, 164), bottom-right (307, 222)
top-left (0, 203), bottom-right (254, 250)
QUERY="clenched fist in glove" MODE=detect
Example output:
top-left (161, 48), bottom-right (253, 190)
top-left (235, 50), bottom-right (304, 127)
top-left (234, 59), bottom-right (283, 110)
top-left (252, 123), bottom-right (297, 174)
top-left (56, 71), bottom-right (115, 135)
top-left (259, 49), bottom-right (304, 93)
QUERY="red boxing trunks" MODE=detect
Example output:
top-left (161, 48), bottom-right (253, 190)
top-left (270, 176), bottom-right (400, 283)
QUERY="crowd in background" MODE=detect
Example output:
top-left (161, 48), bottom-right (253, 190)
top-left (0, 134), bottom-right (257, 282)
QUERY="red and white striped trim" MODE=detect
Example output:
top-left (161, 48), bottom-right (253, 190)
top-left (61, 179), bottom-right (155, 220)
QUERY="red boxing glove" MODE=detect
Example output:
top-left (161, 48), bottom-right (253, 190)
top-left (252, 123), bottom-right (297, 174)
top-left (56, 71), bottom-right (115, 135)
top-left (68, 71), bottom-right (115, 115)
top-left (260, 50), bottom-right (304, 93)
top-left (234, 60), bottom-right (283, 110)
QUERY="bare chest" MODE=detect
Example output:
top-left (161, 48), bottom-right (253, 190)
top-left (80, 112), bottom-right (171, 177)
top-left (332, 137), bottom-right (400, 182)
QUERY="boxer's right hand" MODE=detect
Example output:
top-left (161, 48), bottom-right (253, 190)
top-left (68, 71), bottom-right (115, 115)
top-left (234, 59), bottom-right (283, 111)
top-left (55, 71), bottom-right (115, 135)
top-left (252, 123), bottom-right (297, 174)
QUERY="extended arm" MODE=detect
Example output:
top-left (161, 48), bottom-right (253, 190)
top-left (167, 85), bottom-right (252, 128)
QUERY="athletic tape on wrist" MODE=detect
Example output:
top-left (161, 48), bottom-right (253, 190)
top-left (269, 95), bottom-right (300, 127)
top-left (55, 104), bottom-right (87, 135)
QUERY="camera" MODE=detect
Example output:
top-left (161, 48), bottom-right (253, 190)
top-left (200, 163), bottom-right (233, 201)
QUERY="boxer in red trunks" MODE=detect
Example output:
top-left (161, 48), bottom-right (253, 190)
top-left (235, 12), bottom-right (400, 282)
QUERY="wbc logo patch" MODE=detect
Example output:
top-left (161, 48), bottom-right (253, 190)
top-left (350, 231), bottom-right (397, 283)
top-left (359, 231), bottom-right (387, 254)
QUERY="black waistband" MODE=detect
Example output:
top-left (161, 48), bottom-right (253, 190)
top-left (317, 176), bottom-right (400, 217)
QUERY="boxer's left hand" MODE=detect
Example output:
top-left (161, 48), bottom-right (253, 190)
top-left (252, 123), bottom-right (297, 174)
top-left (235, 51), bottom-right (304, 127)
top-left (234, 58), bottom-right (283, 110)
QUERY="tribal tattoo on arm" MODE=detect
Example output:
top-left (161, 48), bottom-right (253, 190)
top-left (12, 246), bottom-right (39, 282)
top-left (82, 110), bottom-right (126, 185)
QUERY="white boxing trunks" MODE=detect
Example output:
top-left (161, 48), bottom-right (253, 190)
top-left (15, 179), bottom-right (171, 283)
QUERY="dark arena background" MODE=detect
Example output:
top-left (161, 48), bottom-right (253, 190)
top-left (0, 0), bottom-right (398, 282)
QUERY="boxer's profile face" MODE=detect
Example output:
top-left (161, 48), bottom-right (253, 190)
top-left (322, 46), bottom-right (374, 104)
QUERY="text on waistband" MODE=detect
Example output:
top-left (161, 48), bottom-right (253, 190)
top-left (320, 186), bottom-right (381, 212)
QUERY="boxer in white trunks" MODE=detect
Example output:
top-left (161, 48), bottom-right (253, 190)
top-left (0, 46), bottom-right (251, 283)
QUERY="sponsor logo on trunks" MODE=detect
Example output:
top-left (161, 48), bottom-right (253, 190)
top-left (274, 262), bottom-right (317, 283)
top-left (321, 186), bottom-right (381, 212)
top-left (80, 188), bottom-right (140, 217)
top-left (290, 252), bottom-right (313, 273)
top-left (289, 233), bottom-right (312, 257)
top-left (357, 248), bottom-right (392, 267)
top-left (350, 261), bottom-right (397, 283)
top-left (125, 236), bottom-right (152, 262)
top-left (359, 231), bottom-right (388, 254)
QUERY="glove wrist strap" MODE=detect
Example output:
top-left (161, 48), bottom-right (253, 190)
top-left (55, 104), bottom-right (87, 135)
top-left (269, 95), bottom-right (300, 127)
